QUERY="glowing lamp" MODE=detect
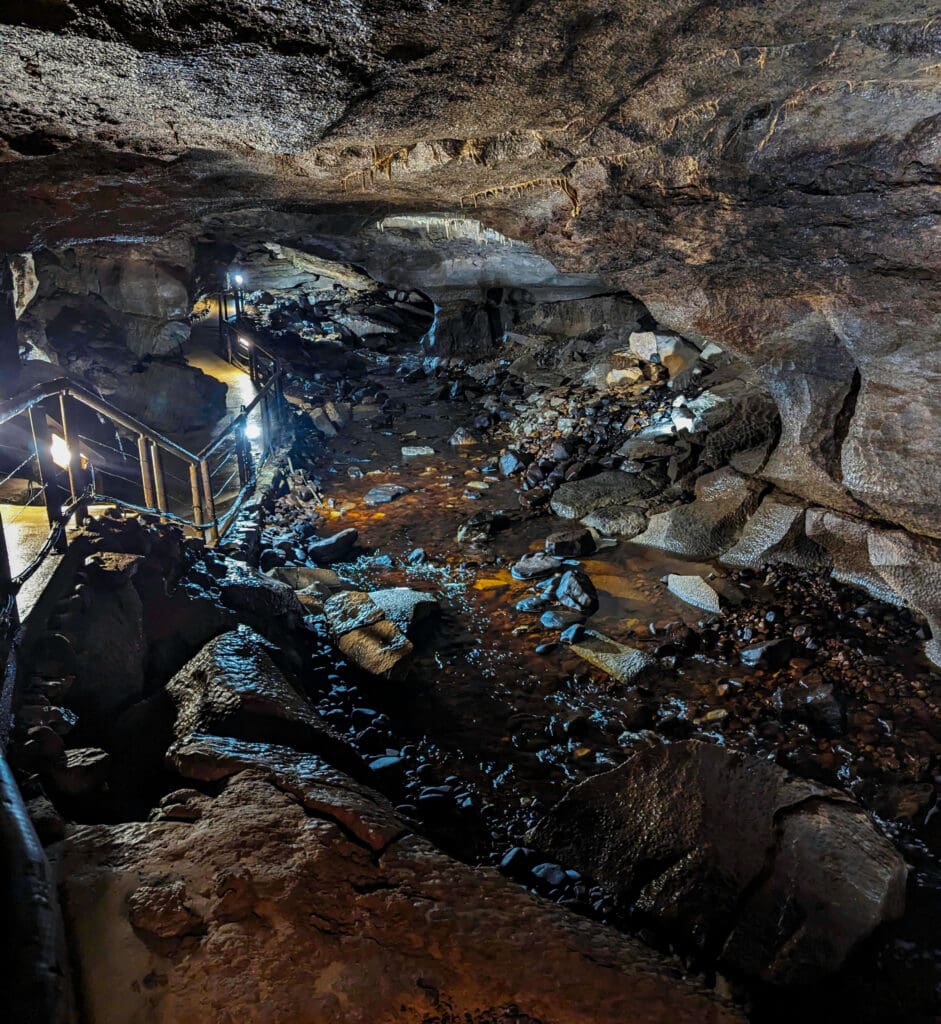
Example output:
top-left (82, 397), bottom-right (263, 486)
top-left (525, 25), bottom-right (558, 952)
top-left (234, 274), bottom-right (244, 286)
top-left (51, 433), bottom-right (72, 469)
top-left (245, 422), bottom-right (262, 441)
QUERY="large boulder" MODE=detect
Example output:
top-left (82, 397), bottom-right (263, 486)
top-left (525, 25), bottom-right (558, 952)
top-left (62, 553), bottom-right (147, 717)
top-left (109, 358), bottom-right (227, 434)
top-left (59, 735), bottom-right (743, 1024)
top-left (550, 471), bottom-right (658, 520)
top-left (720, 493), bottom-right (827, 571)
top-left (633, 469), bottom-right (765, 559)
top-left (532, 741), bottom-right (908, 984)
top-left (165, 626), bottom-right (357, 771)
top-left (323, 591), bottom-right (415, 677)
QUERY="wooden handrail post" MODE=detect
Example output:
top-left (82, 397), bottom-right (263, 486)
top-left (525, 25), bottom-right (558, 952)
top-left (137, 434), bottom-right (156, 509)
top-left (27, 406), bottom-right (66, 550)
top-left (188, 463), bottom-right (204, 535)
top-left (57, 393), bottom-right (88, 526)
top-left (199, 459), bottom-right (218, 544)
top-left (260, 392), bottom-right (272, 458)
top-left (150, 443), bottom-right (167, 517)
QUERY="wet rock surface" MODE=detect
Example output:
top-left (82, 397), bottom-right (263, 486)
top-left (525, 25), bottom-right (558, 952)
top-left (8, 291), bottom-right (941, 1024)
top-left (532, 741), bottom-right (908, 984)
top-left (60, 744), bottom-right (741, 1024)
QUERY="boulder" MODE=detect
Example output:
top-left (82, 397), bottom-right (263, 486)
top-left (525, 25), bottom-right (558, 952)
top-left (323, 591), bottom-right (385, 636)
top-left (720, 494), bottom-right (827, 570)
top-left (666, 574), bottom-right (722, 613)
top-left (49, 747), bottom-right (111, 796)
top-left (569, 630), bottom-right (659, 685)
top-left (363, 483), bottom-right (408, 507)
top-left (308, 528), bottom-right (357, 565)
top-left (67, 570), bottom-right (146, 716)
top-left (545, 526), bottom-right (596, 557)
top-left (633, 469), bottom-right (764, 559)
top-left (511, 552), bottom-right (564, 580)
top-left (110, 358), bottom-right (227, 434)
top-left (550, 471), bottom-right (658, 520)
top-left (217, 561), bottom-right (306, 628)
top-left (368, 587), bottom-right (439, 636)
top-left (456, 509), bottom-right (512, 544)
top-left (657, 334), bottom-right (700, 377)
top-left (61, 736), bottom-right (743, 1024)
top-left (338, 619), bottom-right (414, 678)
top-left (582, 507), bottom-right (648, 538)
top-left (556, 569), bottom-right (599, 614)
top-left (166, 626), bottom-right (353, 767)
top-left (532, 741), bottom-right (908, 984)
top-left (628, 330), bottom-right (660, 362)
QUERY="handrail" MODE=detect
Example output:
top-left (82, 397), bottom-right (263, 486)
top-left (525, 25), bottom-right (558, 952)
top-left (0, 378), bottom-right (200, 465)
top-left (0, 330), bottom-right (289, 547)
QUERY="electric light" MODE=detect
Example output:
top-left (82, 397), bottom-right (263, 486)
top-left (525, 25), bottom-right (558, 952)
top-left (245, 422), bottom-right (262, 441)
top-left (50, 433), bottom-right (72, 469)
top-left (234, 273), bottom-right (244, 286)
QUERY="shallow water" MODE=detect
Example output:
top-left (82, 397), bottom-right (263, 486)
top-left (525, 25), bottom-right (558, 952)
top-left (286, 356), bottom-right (941, 1023)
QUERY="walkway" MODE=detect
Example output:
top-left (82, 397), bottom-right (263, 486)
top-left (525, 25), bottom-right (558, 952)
top-left (1, 504), bottom-right (63, 619)
top-left (0, 312), bottom-right (269, 624)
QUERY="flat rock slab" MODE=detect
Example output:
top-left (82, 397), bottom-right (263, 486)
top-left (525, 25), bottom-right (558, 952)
top-left (570, 630), bottom-right (658, 685)
top-left (61, 738), bottom-right (744, 1024)
top-left (532, 740), bottom-right (907, 985)
top-left (323, 591), bottom-right (385, 637)
top-left (368, 588), bottom-right (439, 635)
top-left (338, 619), bottom-right (414, 678)
top-left (363, 483), bottom-right (409, 506)
top-left (511, 552), bottom-right (564, 580)
top-left (633, 468), bottom-right (763, 558)
top-left (667, 574), bottom-right (722, 613)
top-left (551, 471), bottom-right (658, 520)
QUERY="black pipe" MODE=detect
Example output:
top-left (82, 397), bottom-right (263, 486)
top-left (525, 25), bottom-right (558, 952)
top-left (0, 740), bottom-right (70, 1022)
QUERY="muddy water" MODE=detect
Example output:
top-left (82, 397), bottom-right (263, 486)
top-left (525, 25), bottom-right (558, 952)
top-left (289, 357), bottom-right (941, 1023)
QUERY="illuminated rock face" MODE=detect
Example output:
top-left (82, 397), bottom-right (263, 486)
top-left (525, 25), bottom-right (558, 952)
top-left (0, 2), bottom-right (938, 537)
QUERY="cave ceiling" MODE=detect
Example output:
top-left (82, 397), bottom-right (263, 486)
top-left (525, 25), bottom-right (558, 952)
top-left (1, 1), bottom-right (939, 533)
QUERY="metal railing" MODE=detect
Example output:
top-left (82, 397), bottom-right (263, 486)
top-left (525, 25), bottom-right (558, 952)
top-left (0, 321), bottom-right (289, 606)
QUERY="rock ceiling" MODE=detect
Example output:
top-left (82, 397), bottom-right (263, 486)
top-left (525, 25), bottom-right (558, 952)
top-left (0, 1), bottom-right (939, 535)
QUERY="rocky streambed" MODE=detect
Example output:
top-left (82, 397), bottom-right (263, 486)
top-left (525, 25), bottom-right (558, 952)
top-left (10, 318), bottom-right (941, 1023)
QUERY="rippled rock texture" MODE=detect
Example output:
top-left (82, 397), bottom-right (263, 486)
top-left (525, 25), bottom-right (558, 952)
top-left (2, 1), bottom-right (939, 542)
top-left (533, 740), bottom-right (908, 984)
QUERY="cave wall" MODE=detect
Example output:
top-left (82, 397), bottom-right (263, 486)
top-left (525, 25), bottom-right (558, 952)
top-left (0, 1), bottom-right (937, 538)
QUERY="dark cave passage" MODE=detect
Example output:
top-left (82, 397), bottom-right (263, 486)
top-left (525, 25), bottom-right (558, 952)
top-left (0, 5), bottom-right (940, 1024)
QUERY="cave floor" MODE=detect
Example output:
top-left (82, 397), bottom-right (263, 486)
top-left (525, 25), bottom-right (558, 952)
top-left (276, 345), bottom-right (941, 1023)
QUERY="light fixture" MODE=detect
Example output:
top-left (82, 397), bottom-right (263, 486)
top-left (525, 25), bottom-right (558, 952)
top-left (245, 421), bottom-right (262, 441)
top-left (234, 273), bottom-right (244, 286)
top-left (50, 433), bottom-right (72, 469)
top-left (238, 336), bottom-right (251, 349)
